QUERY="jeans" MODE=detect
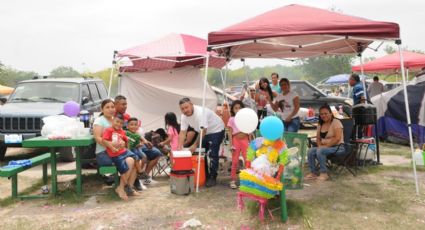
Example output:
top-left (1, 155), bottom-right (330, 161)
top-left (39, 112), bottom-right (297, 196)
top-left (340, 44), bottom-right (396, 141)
top-left (96, 151), bottom-right (113, 166)
top-left (307, 145), bottom-right (345, 173)
top-left (140, 145), bottom-right (162, 160)
top-left (284, 117), bottom-right (300, 133)
top-left (203, 130), bottom-right (225, 179)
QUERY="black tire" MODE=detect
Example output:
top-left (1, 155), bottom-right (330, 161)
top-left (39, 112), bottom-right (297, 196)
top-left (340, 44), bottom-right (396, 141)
top-left (0, 143), bottom-right (7, 161)
top-left (58, 147), bottom-right (75, 162)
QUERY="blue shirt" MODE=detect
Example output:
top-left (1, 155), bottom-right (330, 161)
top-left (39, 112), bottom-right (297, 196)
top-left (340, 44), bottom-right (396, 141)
top-left (352, 82), bottom-right (364, 105)
top-left (271, 83), bottom-right (281, 93)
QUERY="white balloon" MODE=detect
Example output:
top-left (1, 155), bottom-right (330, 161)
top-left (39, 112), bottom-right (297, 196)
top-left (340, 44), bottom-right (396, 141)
top-left (234, 108), bottom-right (258, 133)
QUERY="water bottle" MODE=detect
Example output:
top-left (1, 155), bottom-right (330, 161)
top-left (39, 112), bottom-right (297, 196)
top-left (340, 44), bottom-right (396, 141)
top-left (413, 148), bottom-right (424, 166)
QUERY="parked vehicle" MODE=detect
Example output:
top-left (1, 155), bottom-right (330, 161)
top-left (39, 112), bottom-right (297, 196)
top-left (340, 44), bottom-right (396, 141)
top-left (0, 77), bottom-right (108, 161)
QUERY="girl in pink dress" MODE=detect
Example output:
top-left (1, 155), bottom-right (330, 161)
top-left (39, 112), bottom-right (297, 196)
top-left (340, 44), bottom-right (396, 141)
top-left (227, 100), bottom-right (251, 189)
top-left (161, 112), bottom-right (180, 151)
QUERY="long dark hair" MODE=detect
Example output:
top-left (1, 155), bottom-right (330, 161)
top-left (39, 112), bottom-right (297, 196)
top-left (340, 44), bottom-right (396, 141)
top-left (318, 104), bottom-right (334, 126)
top-left (230, 100), bottom-right (245, 116)
top-left (165, 112), bottom-right (180, 133)
top-left (99, 99), bottom-right (114, 116)
top-left (259, 77), bottom-right (274, 101)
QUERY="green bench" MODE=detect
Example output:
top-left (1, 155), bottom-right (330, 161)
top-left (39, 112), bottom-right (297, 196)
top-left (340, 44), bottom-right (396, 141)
top-left (98, 165), bottom-right (119, 188)
top-left (0, 153), bottom-right (51, 199)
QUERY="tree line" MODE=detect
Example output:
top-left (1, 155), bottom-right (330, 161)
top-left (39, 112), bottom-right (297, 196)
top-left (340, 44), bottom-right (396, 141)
top-left (1, 45), bottom-right (422, 92)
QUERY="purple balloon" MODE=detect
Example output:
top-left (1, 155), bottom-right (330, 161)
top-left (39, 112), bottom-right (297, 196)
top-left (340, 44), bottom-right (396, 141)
top-left (63, 101), bottom-right (80, 117)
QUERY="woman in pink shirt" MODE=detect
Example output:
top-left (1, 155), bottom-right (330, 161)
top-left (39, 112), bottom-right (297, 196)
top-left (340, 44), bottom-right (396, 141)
top-left (161, 112), bottom-right (180, 151)
top-left (227, 100), bottom-right (251, 189)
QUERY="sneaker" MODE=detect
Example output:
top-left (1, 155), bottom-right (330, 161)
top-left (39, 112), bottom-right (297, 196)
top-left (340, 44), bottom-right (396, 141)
top-left (229, 181), bottom-right (237, 189)
top-left (140, 183), bottom-right (148, 190)
top-left (206, 177), bottom-right (217, 187)
top-left (134, 179), bottom-right (143, 191)
top-left (139, 172), bottom-right (149, 180)
top-left (143, 176), bottom-right (157, 185)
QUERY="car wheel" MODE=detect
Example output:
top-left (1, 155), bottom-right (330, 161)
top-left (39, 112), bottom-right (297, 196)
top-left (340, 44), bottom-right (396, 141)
top-left (0, 143), bottom-right (7, 161)
top-left (58, 147), bottom-right (75, 162)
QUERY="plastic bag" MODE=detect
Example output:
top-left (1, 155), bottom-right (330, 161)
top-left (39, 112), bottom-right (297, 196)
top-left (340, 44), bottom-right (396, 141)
top-left (41, 115), bottom-right (85, 139)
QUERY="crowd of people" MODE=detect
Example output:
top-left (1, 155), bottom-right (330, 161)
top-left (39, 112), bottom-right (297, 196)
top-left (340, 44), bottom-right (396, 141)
top-left (93, 72), bottom-right (389, 199)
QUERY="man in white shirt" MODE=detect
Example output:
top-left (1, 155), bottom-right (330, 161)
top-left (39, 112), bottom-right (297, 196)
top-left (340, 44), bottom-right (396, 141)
top-left (367, 76), bottom-right (384, 98)
top-left (177, 97), bottom-right (225, 187)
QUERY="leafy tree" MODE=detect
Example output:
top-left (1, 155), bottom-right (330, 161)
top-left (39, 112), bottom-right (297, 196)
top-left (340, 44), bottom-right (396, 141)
top-left (49, 66), bottom-right (81, 78)
top-left (300, 55), bottom-right (355, 83)
top-left (383, 45), bottom-right (397, 54)
top-left (84, 68), bottom-right (118, 97)
top-left (0, 66), bottom-right (38, 87)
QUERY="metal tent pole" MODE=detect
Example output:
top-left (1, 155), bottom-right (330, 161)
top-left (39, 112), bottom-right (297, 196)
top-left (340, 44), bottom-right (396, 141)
top-left (396, 40), bottom-right (420, 195)
top-left (107, 51), bottom-right (118, 98)
top-left (196, 53), bottom-right (210, 193)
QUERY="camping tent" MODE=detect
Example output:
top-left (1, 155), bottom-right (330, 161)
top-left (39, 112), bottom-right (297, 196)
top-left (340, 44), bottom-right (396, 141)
top-left (372, 74), bottom-right (425, 147)
top-left (0, 85), bottom-right (14, 95)
top-left (116, 33), bottom-right (225, 131)
top-left (206, 4), bottom-right (421, 195)
top-left (352, 51), bottom-right (425, 73)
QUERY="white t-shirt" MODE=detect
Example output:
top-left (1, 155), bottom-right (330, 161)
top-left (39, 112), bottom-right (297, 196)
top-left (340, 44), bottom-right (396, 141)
top-left (274, 91), bottom-right (299, 120)
top-left (93, 116), bottom-right (111, 154)
top-left (181, 105), bottom-right (224, 134)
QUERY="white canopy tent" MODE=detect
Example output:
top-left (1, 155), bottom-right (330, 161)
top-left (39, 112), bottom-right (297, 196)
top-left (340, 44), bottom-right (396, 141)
top-left (119, 67), bottom-right (217, 131)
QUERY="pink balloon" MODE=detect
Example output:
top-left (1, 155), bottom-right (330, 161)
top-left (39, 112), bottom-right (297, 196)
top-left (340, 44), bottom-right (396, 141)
top-left (63, 101), bottom-right (80, 117)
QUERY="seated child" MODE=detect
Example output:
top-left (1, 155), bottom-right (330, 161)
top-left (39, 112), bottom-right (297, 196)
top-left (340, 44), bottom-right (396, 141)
top-left (126, 118), bottom-right (148, 179)
top-left (102, 114), bottom-right (140, 200)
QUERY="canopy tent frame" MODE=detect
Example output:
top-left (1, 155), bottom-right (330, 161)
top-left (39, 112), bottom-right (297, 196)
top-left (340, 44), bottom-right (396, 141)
top-left (202, 4), bottom-right (419, 195)
top-left (203, 38), bottom-right (420, 195)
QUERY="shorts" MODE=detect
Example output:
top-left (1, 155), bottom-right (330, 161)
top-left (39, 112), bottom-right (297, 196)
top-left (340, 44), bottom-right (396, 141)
top-left (141, 145), bottom-right (163, 161)
top-left (96, 151), bottom-right (113, 166)
top-left (111, 150), bottom-right (138, 174)
top-left (131, 148), bottom-right (147, 161)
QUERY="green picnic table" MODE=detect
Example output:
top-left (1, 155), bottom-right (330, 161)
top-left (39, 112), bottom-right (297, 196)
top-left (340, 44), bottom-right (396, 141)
top-left (22, 135), bottom-right (95, 196)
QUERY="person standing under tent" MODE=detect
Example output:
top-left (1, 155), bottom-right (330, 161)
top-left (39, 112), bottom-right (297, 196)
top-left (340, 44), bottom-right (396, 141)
top-left (270, 73), bottom-right (282, 94)
top-left (367, 76), bottom-right (384, 98)
top-left (348, 74), bottom-right (366, 105)
top-left (255, 77), bottom-right (275, 121)
top-left (271, 78), bottom-right (301, 132)
top-left (240, 87), bottom-right (257, 113)
top-left (177, 97), bottom-right (225, 187)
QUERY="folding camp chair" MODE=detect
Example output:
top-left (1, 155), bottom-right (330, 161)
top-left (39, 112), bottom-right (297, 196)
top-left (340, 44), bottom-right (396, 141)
top-left (326, 118), bottom-right (357, 176)
top-left (151, 154), bottom-right (171, 177)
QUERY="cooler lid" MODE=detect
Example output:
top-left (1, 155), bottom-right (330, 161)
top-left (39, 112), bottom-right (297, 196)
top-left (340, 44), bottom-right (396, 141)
top-left (172, 150), bottom-right (192, 158)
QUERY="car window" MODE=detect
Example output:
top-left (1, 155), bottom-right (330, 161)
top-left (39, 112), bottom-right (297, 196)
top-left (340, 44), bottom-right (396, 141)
top-left (81, 84), bottom-right (92, 102)
top-left (96, 83), bottom-right (108, 99)
top-left (88, 84), bottom-right (100, 101)
top-left (9, 82), bottom-right (79, 103)
top-left (291, 82), bottom-right (322, 97)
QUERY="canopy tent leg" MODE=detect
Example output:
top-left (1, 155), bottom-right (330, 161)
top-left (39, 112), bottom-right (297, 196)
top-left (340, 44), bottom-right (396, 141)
top-left (107, 51), bottom-right (118, 98)
top-left (197, 53), bottom-right (211, 193)
top-left (396, 40), bottom-right (420, 195)
top-left (242, 59), bottom-right (255, 109)
top-left (357, 53), bottom-right (368, 104)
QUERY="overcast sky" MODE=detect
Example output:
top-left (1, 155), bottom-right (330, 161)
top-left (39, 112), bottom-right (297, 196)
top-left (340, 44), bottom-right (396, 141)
top-left (1, 0), bottom-right (424, 74)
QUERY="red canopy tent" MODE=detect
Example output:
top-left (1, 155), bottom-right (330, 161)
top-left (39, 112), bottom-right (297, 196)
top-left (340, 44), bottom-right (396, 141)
top-left (208, 4), bottom-right (398, 59)
top-left (352, 51), bottom-right (425, 73)
top-left (118, 33), bottom-right (226, 72)
top-left (204, 4), bottom-right (420, 196)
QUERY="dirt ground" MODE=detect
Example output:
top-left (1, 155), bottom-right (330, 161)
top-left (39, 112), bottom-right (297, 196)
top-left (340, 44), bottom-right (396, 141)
top-left (1, 142), bottom-right (425, 229)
